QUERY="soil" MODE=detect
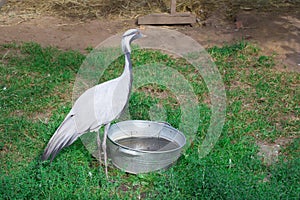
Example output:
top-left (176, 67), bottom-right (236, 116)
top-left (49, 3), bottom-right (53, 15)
top-left (0, 8), bottom-right (299, 72)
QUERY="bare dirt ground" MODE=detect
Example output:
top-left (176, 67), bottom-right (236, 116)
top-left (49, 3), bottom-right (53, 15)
top-left (0, 5), bottom-right (299, 72)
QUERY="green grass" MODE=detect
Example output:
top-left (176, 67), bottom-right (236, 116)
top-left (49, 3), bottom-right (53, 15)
top-left (1, 42), bottom-right (299, 199)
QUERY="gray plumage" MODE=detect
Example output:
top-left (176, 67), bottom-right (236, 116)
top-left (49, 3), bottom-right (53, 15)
top-left (42, 29), bottom-right (143, 177)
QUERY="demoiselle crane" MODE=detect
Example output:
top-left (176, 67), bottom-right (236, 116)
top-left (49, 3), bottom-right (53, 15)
top-left (42, 29), bottom-right (144, 178)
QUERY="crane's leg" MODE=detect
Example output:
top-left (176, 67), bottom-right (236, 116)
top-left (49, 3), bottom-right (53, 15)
top-left (103, 123), bottom-right (111, 179)
top-left (96, 129), bottom-right (102, 163)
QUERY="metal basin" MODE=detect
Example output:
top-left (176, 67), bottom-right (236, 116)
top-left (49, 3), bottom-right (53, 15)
top-left (107, 120), bottom-right (186, 174)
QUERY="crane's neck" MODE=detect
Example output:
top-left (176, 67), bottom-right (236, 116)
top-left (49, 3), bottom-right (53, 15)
top-left (121, 36), bottom-right (133, 85)
top-left (124, 52), bottom-right (132, 70)
top-left (122, 37), bottom-right (131, 54)
top-left (122, 52), bottom-right (133, 82)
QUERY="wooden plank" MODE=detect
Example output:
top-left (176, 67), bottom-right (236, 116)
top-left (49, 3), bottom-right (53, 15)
top-left (138, 14), bottom-right (196, 25)
top-left (171, 0), bottom-right (176, 15)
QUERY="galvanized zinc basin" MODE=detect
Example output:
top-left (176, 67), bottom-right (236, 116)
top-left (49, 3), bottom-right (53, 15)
top-left (107, 120), bottom-right (186, 174)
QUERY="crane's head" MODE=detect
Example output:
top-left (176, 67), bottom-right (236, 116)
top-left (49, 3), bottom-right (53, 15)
top-left (122, 29), bottom-right (143, 54)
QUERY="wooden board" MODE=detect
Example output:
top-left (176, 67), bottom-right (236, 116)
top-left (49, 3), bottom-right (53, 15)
top-left (170, 0), bottom-right (176, 15)
top-left (138, 13), bottom-right (196, 25)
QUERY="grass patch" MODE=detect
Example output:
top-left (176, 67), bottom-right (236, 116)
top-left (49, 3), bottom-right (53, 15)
top-left (1, 42), bottom-right (299, 199)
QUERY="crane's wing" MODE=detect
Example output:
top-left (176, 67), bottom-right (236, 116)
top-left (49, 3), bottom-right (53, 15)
top-left (42, 74), bottom-right (131, 161)
top-left (41, 113), bottom-right (78, 161)
top-left (42, 86), bottom-right (99, 161)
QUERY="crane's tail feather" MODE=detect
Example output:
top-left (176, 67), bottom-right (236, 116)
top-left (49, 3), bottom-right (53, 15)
top-left (42, 116), bottom-right (79, 161)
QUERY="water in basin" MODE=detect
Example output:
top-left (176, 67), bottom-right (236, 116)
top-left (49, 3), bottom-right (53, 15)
top-left (115, 137), bottom-right (179, 151)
